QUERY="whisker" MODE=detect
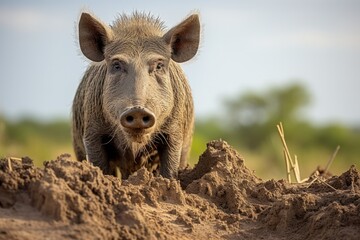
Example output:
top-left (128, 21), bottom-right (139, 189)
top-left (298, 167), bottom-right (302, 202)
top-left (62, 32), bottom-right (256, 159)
top-left (159, 132), bottom-right (170, 148)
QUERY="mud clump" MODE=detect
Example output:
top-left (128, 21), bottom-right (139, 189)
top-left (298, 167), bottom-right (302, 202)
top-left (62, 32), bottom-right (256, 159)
top-left (180, 140), bottom-right (263, 218)
top-left (1, 140), bottom-right (360, 240)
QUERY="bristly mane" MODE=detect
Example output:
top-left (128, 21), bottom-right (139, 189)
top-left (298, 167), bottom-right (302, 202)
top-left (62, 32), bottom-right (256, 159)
top-left (111, 12), bottom-right (166, 38)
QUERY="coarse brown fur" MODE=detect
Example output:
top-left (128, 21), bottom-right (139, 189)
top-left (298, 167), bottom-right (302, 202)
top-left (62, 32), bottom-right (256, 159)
top-left (72, 11), bottom-right (200, 178)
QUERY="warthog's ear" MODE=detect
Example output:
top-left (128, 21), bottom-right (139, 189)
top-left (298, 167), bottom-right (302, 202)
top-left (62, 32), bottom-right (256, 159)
top-left (78, 12), bottom-right (114, 62)
top-left (163, 14), bottom-right (200, 63)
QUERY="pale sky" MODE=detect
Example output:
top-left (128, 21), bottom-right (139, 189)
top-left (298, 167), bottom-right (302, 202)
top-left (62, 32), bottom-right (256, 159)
top-left (0, 0), bottom-right (360, 125)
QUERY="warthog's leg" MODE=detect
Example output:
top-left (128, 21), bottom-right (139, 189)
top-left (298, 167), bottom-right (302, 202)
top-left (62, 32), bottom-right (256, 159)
top-left (159, 134), bottom-right (182, 178)
top-left (83, 132), bottom-right (110, 174)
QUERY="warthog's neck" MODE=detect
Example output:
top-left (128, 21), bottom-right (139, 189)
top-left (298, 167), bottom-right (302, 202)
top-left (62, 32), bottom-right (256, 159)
top-left (107, 132), bottom-right (167, 178)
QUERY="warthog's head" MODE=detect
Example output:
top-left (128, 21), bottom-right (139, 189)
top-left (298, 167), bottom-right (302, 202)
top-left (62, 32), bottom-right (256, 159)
top-left (78, 12), bottom-right (200, 146)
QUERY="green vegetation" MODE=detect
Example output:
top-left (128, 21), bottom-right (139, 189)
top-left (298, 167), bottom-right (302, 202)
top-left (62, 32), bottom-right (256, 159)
top-left (192, 83), bottom-right (360, 179)
top-left (1, 83), bottom-right (359, 179)
top-left (0, 117), bottom-right (73, 167)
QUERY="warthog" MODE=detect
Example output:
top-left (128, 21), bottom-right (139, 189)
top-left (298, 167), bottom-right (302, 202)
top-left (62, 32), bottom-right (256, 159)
top-left (72, 11), bottom-right (200, 178)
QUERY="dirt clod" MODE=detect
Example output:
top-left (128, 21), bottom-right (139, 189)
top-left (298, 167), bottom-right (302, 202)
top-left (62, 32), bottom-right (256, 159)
top-left (1, 140), bottom-right (359, 239)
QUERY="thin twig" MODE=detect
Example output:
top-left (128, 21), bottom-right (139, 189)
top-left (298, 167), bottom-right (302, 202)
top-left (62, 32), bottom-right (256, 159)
top-left (277, 122), bottom-right (297, 182)
top-left (283, 149), bottom-right (291, 183)
top-left (299, 177), bottom-right (309, 183)
top-left (277, 123), bottom-right (295, 167)
top-left (115, 166), bottom-right (122, 180)
top-left (307, 170), bottom-right (320, 188)
top-left (277, 122), bottom-right (309, 183)
top-left (294, 155), bottom-right (308, 182)
top-left (294, 155), bottom-right (300, 182)
top-left (324, 145), bottom-right (340, 175)
top-left (307, 178), bottom-right (317, 188)
top-left (317, 177), bottom-right (337, 191)
top-left (306, 170), bottom-right (336, 190)
top-left (7, 158), bottom-right (12, 172)
top-left (6, 157), bottom-right (23, 172)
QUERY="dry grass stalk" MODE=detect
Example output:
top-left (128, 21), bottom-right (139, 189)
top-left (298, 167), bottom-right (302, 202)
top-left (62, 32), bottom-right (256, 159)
top-left (115, 166), bottom-right (122, 180)
top-left (294, 155), bottom-right (309, 183)
top-left (283, 150), bottom-right (291, 182)
top-left (317, 177), bottom-right (337, 191)
top-left (307, 174), bottom-right (318, 187)
top-left (307, 170), bottom-right (337, 191)
top-left (7, 158), bottom-right (12, 172)
top-left (277, 122), bottom-right (340, 187)
top-left (277, 122), bottom-right (308, 183)
top-left (294, 155), bottom-right (300, 182)
top-left (6, 157), bottom-right (22, 172)
top-left (324, 145), bottom-right (340, 175)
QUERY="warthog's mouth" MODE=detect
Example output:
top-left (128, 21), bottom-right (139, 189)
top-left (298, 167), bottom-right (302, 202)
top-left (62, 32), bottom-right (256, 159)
top-left (123, 128), bottom-right (152, 143)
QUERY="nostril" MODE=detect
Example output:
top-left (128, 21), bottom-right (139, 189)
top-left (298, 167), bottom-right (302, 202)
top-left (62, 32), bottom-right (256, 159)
top-left (126, 115), bottom-right (134, 123)
top-left (143, 116), bottom-right (150, 123)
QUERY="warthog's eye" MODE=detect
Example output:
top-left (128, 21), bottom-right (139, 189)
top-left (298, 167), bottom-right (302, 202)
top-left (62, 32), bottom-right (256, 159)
top-left (111, 60), bottom-right (126, 73)
top-left (156, 62), bottom-right (164, 71)
top-left (149, 59), bottom-right (166, 75)
top-left (112, 62), bottom-right (122, 71)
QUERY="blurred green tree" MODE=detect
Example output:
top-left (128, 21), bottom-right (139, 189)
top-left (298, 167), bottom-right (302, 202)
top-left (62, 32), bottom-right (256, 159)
top-left (191, 82), bottom-right (360, 179)
top-left (223, 82), bottom-right (311, 149)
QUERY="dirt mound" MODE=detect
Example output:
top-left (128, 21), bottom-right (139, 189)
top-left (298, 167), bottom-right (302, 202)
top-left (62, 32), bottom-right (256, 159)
top-left (1, 140), bottom-right (359, 240)
top-left (259, 166), bottom-right (360, 239)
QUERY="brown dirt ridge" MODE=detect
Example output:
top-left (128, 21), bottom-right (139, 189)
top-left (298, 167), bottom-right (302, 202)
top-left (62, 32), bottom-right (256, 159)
top-left (0, 140), bottom-right (359, 240)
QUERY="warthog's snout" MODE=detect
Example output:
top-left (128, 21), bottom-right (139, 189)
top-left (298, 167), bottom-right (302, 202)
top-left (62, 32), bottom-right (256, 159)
top-left (120, 107), bottom-right (155, 130)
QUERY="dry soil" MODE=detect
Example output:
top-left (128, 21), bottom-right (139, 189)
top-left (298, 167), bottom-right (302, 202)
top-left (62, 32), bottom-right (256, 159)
top-left (0, 140), bottom-right (359, 240)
